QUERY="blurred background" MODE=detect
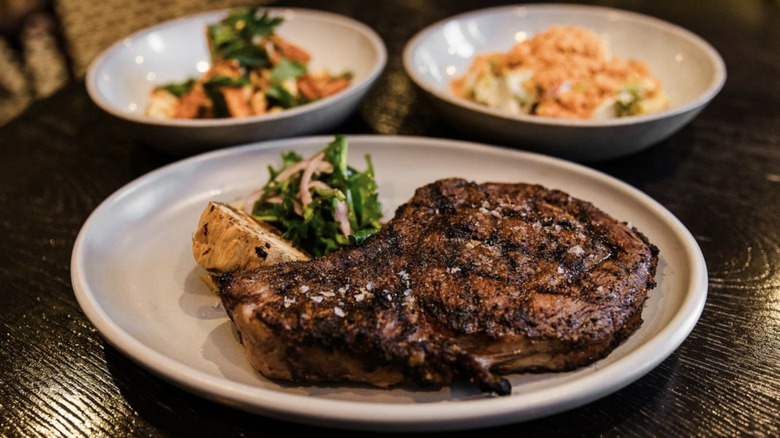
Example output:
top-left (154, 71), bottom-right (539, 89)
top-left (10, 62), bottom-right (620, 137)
top-left (0, 0), bottom-right (776, 129)
top-left (0, 0), bottom-right (268, 126)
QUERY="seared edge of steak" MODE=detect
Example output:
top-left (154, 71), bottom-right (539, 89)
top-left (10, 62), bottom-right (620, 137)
top-left (218, 178), bottom-right (659, 395)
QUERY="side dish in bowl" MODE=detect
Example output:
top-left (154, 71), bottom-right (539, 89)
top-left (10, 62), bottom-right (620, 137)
top-left (146, 8), bottom-right (353, 120)
top-left (451, 25), bottom-right (669, 120)
top-left (403, 4), bottom-right (726, 162)
top-left (87, 7), bottom-right (386, 155)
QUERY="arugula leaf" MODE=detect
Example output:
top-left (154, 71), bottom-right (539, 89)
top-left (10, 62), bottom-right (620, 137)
top-left (202, 88), bottom-right (229, 118)
top-left (203, 76), bottom-right (250, 88)
top-left (222, 42), bottom-right (270, 68)
top-left (350, 154), bottom-right (383, 229)
top-left (207, 8), bottom-right (283, 65)
top-left (207, 23), bottom-right (236, 56)
top-left (243, 10), bottom-right (283, 38)
top-left (349, 228), bottom-right (379, 245)
top-left (265, 84), bottom-right (304, 109)
top-left (250, 135), bottom-right (383, 256)
top-left (271, 58), bottom-right (307, 82)
top-left (324, 134), bottom-right (349, 180)
top-left (161, 79), bottom-right (196, 97)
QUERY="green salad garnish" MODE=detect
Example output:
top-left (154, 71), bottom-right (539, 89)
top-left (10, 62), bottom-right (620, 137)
top-left (249, 135), bottom-right (383, 257)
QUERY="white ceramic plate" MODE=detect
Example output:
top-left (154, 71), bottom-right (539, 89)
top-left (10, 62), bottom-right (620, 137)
top-left (403, 4), bottom-right (726, 162)
top-left (86, 8), bottom-right (386, 155)
top-left (71, 135), bottom-right (707, 431)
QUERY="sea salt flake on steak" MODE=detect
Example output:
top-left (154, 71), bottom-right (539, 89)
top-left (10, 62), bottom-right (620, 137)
top-left (217, 178), bottom-right (659, 395)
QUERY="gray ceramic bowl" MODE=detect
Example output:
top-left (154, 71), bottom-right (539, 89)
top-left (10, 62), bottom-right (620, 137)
top-left (87, 8), bottom-right (387, 155)
top-left (403, 4), bottom-right (726, 162)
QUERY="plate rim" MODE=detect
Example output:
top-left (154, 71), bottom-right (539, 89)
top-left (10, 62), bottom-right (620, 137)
top-left (71, 135), bottom-right (707, 431)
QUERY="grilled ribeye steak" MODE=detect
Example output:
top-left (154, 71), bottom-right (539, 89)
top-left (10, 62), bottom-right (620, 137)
top-left (218, 178), bottom-right (659, 395)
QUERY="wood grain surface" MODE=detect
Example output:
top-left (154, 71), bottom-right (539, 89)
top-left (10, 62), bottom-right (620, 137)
top-left (0, 0), bottom-right (777, 436)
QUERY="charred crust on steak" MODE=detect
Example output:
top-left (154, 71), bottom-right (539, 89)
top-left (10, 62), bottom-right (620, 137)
top-left (217, 178), bottom-right (659, 396)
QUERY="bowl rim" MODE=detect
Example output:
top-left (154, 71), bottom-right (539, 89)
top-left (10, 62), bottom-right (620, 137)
top-left (402, 3), bottom-right (727, 128)
top-left (86, 7), bottom-right (388, 128)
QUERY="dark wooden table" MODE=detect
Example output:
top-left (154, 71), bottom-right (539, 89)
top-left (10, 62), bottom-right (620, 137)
top-left (1, 0), bottom-right (778, 436)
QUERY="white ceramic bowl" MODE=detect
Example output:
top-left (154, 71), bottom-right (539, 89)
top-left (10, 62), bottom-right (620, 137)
top-left (87, 8), bottom-right (387, 155)
top-left (403, 4), bottom-right (726, 162)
